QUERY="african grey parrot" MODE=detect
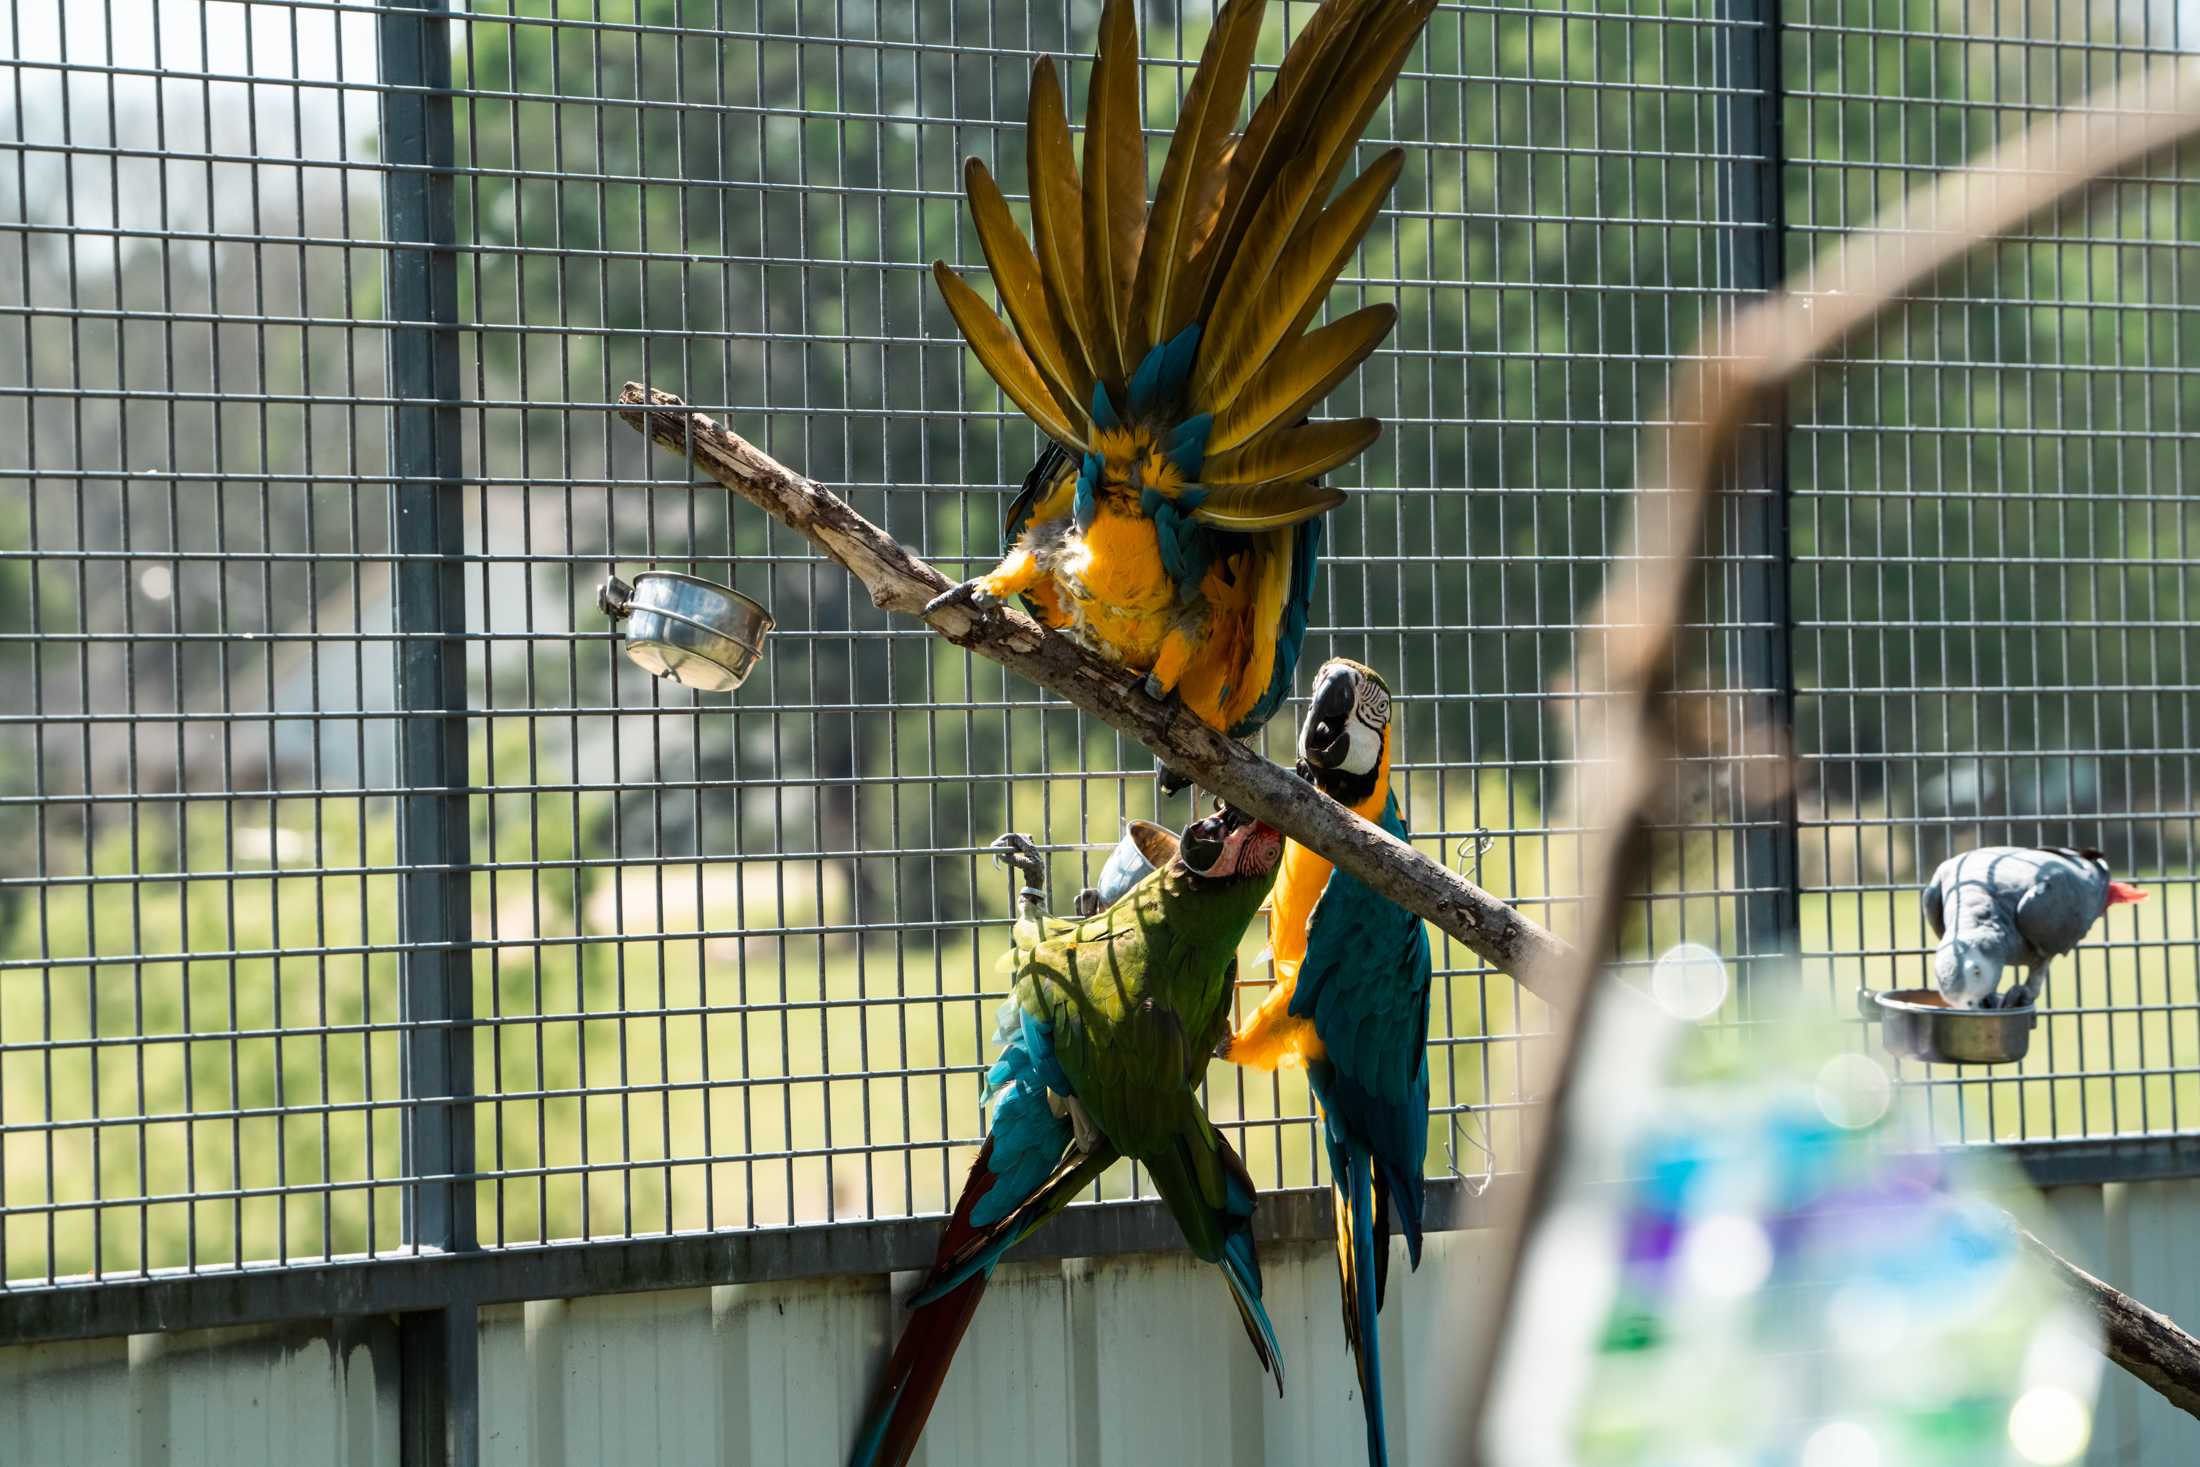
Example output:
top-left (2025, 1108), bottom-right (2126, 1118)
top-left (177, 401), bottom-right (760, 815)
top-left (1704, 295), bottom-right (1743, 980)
top-left (1921, 846), bottom-right (2147, 1010)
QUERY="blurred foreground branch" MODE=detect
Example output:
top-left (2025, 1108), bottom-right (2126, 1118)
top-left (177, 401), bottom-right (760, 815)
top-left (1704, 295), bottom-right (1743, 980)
top-left (1460, 56), bottom-right (2200, 1451)
top-left (614, 383), bottom-right (1576, 1006)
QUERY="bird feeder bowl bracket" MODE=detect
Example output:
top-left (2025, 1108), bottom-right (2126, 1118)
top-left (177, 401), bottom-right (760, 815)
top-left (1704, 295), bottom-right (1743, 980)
top-left (598, 571), bottom-right (773, 694)
top-left (1859, 987), bottom-right (2036, 1066)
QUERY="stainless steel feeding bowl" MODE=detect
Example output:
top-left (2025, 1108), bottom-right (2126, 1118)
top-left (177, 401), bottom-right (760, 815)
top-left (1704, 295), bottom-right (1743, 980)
top-left (1091, 820), bottom-right (1182, 908)
top-left (598, 571), bottom-right (773, 694)
top-left (1861, 987), bottom-right (2036, 1066)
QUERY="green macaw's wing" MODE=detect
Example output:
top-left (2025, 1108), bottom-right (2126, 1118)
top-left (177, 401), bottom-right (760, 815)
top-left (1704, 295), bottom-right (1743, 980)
top-left (1007, 865), bottom-right (1259, 1156)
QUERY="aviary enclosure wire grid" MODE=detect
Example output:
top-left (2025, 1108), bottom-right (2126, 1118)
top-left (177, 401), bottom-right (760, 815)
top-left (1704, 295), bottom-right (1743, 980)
top-left (0, 0), bottom-right (2194, 1288)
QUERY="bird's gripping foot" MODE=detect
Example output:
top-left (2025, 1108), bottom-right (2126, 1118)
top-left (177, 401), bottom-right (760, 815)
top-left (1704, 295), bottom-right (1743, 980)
top-left (1047, 1090), bottom-right (1104, 1155)
top-left (925, 579), bottom-right (1002, 620)
top-left (990, 832), bottom-right (1048, 917)
top-left (1995, 966), bottom-right (2047, 1011)
top-left (1073, 887), bottom-right (1106, 917)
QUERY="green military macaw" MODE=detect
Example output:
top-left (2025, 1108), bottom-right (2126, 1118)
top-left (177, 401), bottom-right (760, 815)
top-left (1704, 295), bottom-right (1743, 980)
top-left (850, 807), bottom-right (1287, 1467)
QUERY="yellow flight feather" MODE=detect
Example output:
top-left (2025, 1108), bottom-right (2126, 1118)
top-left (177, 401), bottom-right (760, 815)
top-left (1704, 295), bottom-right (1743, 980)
top-left (1130, 0), bottom-right (1267, 349)
top-left (1168, 134), bottom-right (1241, 328)
top-left (1286, 4), bottom-right (1437, 208)
top-left (1199, 417), bottom-right (1379, 487)
top-left (964, 157), bottom-right (1093, 431)
top-left (1243, 4), bottom-right (1433, 263)
top-left (1186, 481), bottom-right (1348, 530)
top-left (1235, 527), bottom-right (1298, 725)
top-left (1181, 0), bottom-right (1389, 321)
top-left (1207, 303), bottom-right (1396, 454)
top-left (1193, 149), bottom-right (1404, 415)
top-left (1185, 156), bottom-right (1323, 396)
top-left (1082, 0), bottom-right (1148, 385)
top-left (931, 260), bottom-right (1089, 452)
top-left (1027, 58), bottom-right (1102, 389)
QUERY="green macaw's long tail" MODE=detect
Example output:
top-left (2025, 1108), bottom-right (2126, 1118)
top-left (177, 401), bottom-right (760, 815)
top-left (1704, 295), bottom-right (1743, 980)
top-left (1140, 1125), bottom-right (1286, 1392)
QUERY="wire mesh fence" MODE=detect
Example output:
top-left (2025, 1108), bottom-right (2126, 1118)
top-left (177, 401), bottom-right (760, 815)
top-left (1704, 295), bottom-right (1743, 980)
top-left (0, 0), bottom-right (2194, 1294)
top-left (1784, 6), bottom-right (2200, 1147)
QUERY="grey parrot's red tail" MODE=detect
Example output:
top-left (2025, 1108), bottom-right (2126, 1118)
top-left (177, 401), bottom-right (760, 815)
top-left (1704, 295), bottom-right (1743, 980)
top-left (2110, 880), bottom-right (2149, 906)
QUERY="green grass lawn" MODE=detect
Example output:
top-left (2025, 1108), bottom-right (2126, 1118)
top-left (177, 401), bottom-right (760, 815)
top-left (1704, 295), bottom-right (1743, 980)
top-left (4, 769), bottom-right (2190, 1283)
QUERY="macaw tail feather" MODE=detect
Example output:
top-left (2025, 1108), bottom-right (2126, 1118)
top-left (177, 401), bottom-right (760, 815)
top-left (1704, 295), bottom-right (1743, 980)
top-left (849, 1134), bottom-right (1114, 1467)
top-left (1221, 1228), bottom-right (1286, 1392)
top-left (908, 1143), bottom-right (1116, 1308)
top-left (1141, 1124), bottom-right (1288, 1391)
top-left (1229, 516), bottom-right (1322, 738)
top-left (935, 0), bottom-right (1432, 493)
top-left (1371, 1171), bottom-right (1395, 1311)
top-left (847, 1272), bottom-right (989, 1467)
top-left (1331, 1137), bottom-right (1391, 1467)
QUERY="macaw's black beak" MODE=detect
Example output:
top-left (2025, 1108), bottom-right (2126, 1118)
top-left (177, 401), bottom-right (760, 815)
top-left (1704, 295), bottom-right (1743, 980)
top-left (1176, 804), bottom-right (1279, 879)
top-left (1177, 805), bottom-right (1239, 876)
top-left (1301, 667), bottom-right (1358, 770)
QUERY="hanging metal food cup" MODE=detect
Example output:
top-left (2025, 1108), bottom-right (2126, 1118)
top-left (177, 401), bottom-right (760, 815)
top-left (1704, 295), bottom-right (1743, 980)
top-left (1090, 819), bottom-right (1182, 908)
top-left (598, 571), bottom-right (773, 694)
top-left (1859, 986), bottom-right (2036, 1066)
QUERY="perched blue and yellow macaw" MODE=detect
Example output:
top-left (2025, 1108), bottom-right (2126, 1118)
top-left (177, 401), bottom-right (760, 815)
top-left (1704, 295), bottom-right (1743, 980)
top-left (849, 813), bottom-right (1287, 1467)
top-left (1220, 659), bottom-right (1431, 1467)
top-left (927, 0), bottom-right (1435, 742)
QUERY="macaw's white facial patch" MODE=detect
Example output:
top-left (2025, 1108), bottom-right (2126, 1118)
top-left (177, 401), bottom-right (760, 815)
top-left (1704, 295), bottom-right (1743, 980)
top-left (1339, 716), bottom-right (1384, 777)
top-left (1335, 674), bottom-right (1389, 776)
top-left (1354, 675), bottom-right (1390, 732)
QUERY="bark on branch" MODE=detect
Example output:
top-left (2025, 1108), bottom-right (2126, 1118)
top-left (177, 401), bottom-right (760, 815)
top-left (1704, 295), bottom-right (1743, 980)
top-left (615, 382), bottom-right (1577, 1006)
top-left (2017, 1223), bottom-right (2200, 1421)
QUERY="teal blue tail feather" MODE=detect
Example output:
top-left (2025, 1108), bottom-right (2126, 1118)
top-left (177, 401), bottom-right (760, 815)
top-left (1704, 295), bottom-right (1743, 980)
top-left (1220, 1227), bottom-right (1285, 1389)
top-left (1328, 1124), bottom-right (1390, 1467)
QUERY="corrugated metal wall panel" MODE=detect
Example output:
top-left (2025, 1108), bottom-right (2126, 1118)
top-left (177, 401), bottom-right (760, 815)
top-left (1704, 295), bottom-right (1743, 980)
top-left (0, 1205), bottom-right (2178, 1464)
top-left (0, 1335), bottom-right (129, 1466)
top-left (903, 1260), bottom-right (1079, 1465)
top-left (2111, 1181), bottom-right (2200, 1466)
top-left (467, 1231), bottom-right (1494, 1466)
top-left (0, 1318), bottom-right (397, 1467)
top-left (2038, 1186), bottom-right (2129, 1467)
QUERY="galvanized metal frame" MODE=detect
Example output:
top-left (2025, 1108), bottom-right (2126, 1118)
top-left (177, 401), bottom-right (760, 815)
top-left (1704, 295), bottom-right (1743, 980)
top-left (1, 0), bottom-right (2196, 1419)
top-left (387, 3), bottom-right (479, 1459)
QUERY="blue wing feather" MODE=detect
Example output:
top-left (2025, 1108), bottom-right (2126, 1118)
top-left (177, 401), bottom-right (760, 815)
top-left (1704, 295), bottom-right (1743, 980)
top-left (965, 998), bottom-right (1077, 1231)
top-left (1128, 324), bottom-right (1203, 417)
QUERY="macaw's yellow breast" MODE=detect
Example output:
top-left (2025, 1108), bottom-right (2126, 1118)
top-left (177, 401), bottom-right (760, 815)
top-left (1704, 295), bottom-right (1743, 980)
top-left (1268, 838), bottom-right (1331, 972)
top-left (1062, 508), bottom-right (1179, 667)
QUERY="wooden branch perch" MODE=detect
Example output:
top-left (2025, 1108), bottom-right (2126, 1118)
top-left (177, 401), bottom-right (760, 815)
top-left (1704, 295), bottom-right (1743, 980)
top-left (2018, 1224), bottom-right (2200, 1420)
top-left (615, 382), bottom-right (1577, 1006)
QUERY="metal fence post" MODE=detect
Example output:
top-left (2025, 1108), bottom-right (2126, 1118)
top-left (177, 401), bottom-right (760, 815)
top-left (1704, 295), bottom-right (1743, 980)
top-left (381, 2), bottom-right (479, 1463)
top-left (1721, 0), bottom-right (1803, 987)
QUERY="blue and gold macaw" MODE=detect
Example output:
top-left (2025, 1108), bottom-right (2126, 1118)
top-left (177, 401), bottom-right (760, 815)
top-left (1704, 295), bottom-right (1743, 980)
top-left (849, 814), bottom-right (1287, 1467)
top-left (1219, 659), bottom-right (1431, 1467)
top-left (927, 0), bottom-right (1434, 742)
